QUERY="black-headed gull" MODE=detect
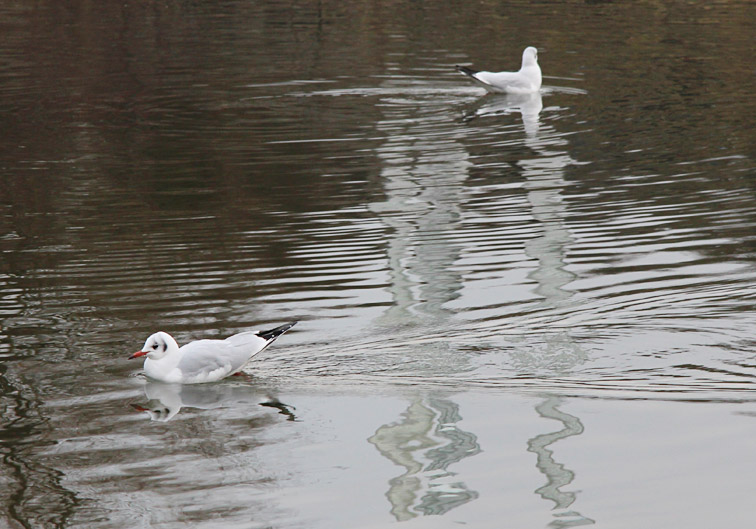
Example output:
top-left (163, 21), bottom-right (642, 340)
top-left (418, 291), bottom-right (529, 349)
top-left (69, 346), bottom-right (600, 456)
top-left (129, 322), bottom-right (297, 384)
top-left (457, 46), bottom-right (541, 94)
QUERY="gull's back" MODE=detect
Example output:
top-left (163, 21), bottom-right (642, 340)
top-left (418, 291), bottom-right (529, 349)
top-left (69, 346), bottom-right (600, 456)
top-left (459, 46), bottom-right (541, 94)
top-left (176, 333), bottom-right (267, 383)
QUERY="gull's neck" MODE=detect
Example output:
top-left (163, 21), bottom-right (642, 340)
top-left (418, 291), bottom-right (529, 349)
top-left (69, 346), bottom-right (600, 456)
top-left (144, 347), bottom-right (182, 380)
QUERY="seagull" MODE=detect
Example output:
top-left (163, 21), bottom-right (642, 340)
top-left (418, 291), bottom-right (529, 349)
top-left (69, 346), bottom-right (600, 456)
top-left (128, 322), bottom-right (297, 384)
top-left (456, 46), bottom-right (542, 94)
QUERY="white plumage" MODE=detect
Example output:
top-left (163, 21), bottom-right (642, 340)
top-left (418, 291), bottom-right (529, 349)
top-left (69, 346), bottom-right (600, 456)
top-left (129, 322), bottom-right (296, 384)
top-left (457, 46), bottom-right (542, 94)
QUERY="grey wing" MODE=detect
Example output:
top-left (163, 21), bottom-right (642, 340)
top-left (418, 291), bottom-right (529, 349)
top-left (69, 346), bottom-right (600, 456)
top-left (176, 340), bottom-right (250, 380)
top-left (223, 331), bottom-right (268, 352)
top-left (476, 71), bottom-right (531, 91)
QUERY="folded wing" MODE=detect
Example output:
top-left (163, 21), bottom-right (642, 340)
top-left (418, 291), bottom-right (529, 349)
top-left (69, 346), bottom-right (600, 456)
top-left (176, 335), bottom-right (267, 382)
top-left (474, 71), bottom-right (532, 93)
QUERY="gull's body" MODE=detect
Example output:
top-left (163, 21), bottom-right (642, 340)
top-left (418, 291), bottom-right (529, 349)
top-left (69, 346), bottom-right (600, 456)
top-left (129, 322), bottom-right (296, 384)
top-left (457, 47), bottom-right (541, 94)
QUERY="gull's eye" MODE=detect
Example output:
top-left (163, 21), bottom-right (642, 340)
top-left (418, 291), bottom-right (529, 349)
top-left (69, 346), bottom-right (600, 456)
top-left (152, 344), bottom-right (158, 350)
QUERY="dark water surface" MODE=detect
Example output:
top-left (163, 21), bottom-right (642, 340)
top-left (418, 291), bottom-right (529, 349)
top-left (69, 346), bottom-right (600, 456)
top-left (2, 1), bottom-right (756, 527)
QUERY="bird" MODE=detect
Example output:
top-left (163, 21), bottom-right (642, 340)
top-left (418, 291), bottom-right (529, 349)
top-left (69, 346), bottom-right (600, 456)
top-left (456, 46), bottom-right (542, 94)
top-left (128, 322), bottom-right (297, 384)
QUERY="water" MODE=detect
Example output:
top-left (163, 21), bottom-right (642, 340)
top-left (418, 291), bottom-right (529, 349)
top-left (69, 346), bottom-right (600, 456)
top-left (1, 1), bottom-right (756, 527)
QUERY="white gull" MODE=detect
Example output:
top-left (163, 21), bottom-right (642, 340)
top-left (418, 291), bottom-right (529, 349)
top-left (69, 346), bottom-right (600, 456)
top-left (457, 46), bottom-right (542, 94)
top-left (129, 322), bottom-right (296, 384)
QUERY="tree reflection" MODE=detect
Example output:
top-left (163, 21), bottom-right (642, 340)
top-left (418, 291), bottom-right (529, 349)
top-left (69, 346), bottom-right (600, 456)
top-left (0, 369), bottom-right (78, 528)
top-left (368, 397), bottom-right (480, 521)
top-left (528, 396), bottom-right (594, 528)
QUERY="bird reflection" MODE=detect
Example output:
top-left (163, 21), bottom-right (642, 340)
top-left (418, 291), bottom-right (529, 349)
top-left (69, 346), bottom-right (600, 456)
top-left (368, 397), bottom-right (480, 521)
top-left (132, 381), bottom-right (295, 422)
top-left (528, 397), bottom-right (594, 527)
top-left (259, 398), bottom-right (297, 421)
top-left (462, 92), bottom-right (544, 136)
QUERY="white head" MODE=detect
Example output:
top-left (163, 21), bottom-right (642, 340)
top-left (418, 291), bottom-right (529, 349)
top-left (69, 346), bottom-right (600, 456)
top-left (129, 331), bottom-right (179, 361)
top-left (132, 402), bottom-right (180, 422)
top-left (522, 47), bottom-right (539, 68)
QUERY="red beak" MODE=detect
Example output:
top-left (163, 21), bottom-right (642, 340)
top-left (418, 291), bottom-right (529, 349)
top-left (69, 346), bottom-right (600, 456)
top-left (129, 350), bottom-right (148, 360)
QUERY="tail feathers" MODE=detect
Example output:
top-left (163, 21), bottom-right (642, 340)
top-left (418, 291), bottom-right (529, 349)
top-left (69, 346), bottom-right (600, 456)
top-left (257, 321), bottom-right (297, 341)
top-left (456, 65), bottom-right (497, 92)
top-left (456, 65), bottom-right (480, 77)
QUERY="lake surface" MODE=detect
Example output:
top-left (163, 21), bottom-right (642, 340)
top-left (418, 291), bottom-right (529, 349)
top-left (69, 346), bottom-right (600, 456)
top-left (2, 1), bottom-right (756, 527)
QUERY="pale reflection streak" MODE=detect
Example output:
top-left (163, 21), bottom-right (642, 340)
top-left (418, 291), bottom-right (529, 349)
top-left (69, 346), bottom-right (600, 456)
top-left (367, 85), bottom-right (587, 522)
top-left (368, 397), bottom-right (480, 521)
top-left (467, 92), bottom-right (577, 312)
top-left (366, 85), bottom-right (481, 517)
top-left (497, 95), bottom-right (593, 526)
top-left (528, 397), bottom-right (594, 527)
top-left (478, 92), bottom-right (589, 372)
top-left (517, 94), bottom-right (585, 371)
top-left (460, 94), bottom-right (595, 527)
top-left (369, 90), bottom-right (470, 326)
top-left (519, 94), bottom-right (575, 305)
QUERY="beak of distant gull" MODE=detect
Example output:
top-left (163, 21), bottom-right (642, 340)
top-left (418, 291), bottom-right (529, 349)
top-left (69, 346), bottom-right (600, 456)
top-left (129, 350), bottom-right (148, 360)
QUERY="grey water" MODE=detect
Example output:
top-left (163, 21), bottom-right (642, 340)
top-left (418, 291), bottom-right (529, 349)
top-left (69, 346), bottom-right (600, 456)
top-left (1, 1), bottom-right (756, 527)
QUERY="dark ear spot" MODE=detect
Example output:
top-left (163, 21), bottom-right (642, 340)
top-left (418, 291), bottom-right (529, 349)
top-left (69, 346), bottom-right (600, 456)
top-left (162, 342), bottom-right (167, 352)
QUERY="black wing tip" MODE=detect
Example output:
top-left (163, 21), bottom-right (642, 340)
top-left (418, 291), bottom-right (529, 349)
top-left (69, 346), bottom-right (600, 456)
top-left (456, 65), bottom-right (479, 77)
top-left (257, 321), bottom-right (297, 341)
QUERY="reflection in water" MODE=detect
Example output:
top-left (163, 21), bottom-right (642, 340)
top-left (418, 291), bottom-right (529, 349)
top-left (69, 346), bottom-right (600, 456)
top-left (369, 82), bottom-right (471, 326)
top-left (491, 91), bottom-right (587, 374)
top-left (498, 93), bottom-right (585, 504)
top-left (133, 381), bottom-right (295, 422)
top-left (464, 91), bottom-right (572, 306)
top-left (521, 98), bottom-right (575, 307)
top-left (528, 397), bottom-right (594, 528)
top-left (522, 103), bottom-right (586, 370)
top-left (368, 397), bottom-right (480, 521)
top-left (366, 88), bottom-right (482, 519)
top-left (463, 92), bottom-right (544, 137)
top-left (462, 91), bottom-right (586, 374)
top-left (259, 398), bottom-right (298, 422)
top-left (0, 369), bottom-right (78, 528)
